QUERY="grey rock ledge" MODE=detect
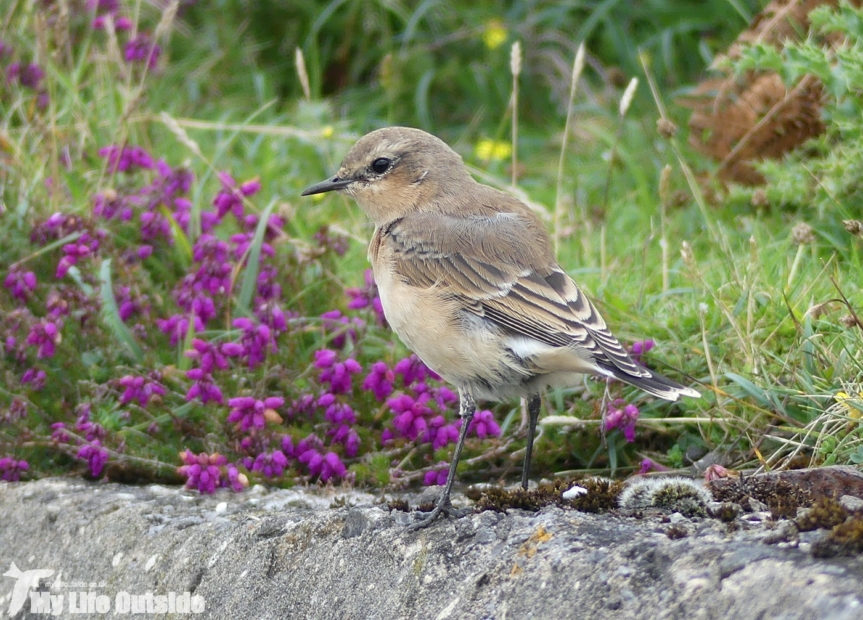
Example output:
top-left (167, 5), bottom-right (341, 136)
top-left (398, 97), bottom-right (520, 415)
top-left (1, 478), bottom-right (862, 620)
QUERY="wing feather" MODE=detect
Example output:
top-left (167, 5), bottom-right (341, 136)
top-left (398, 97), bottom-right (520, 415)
top-left (383, 212), bottom-right (640, 377)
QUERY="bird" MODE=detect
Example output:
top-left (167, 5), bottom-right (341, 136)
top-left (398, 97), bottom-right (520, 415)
top-left (302, 126), bottom-right (700, 528)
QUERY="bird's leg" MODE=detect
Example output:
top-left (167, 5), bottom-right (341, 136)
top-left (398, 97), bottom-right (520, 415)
top-left (521, 394), bottom-right (542, 490)
top-left (600, 378), bottom-right (611, 448)
top-left (409, 388), bottom-right (476, 530)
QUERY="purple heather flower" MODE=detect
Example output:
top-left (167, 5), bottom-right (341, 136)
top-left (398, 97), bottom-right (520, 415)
top-left (314, 350), bottom-right (362, 393)
top-left (313, 226), bottom-right (348, 257)
top-left (2, 398), bottom-right (28, 424)
top-left (227, 396), bottom-right (284, 432)
top-left (294, 434), bottom-right (324, 459)
top-left (393, 354), bottom-right (439, 387)
top-left (56, 231), bottom-right (103, 278)
top-left (25, 320), bottom-right (61, 359)
top-left (178, 450), bottom-right (228, 494)
top-left (423, 468), bottom-right (448, 487)
top-left (468, 409), bottom-right (501, 439)
top-left (138, 209), bottom-right (171, 241)
top-left (254, 266), bottom-right (283, 302)
top-left (184, 338), bottom-right (232, 374)
top-left (321, 399), bottom-right (357, 426)
top-left (212, 172), bottom-right (260, 221)
top-left (424, 416), bottom-right (460, 450)
top-left (605, 399), bottom-right (640, 442)
top-left (362, 361), bottom-right (395, 401)
top-left (118, 373), bottom-right (166, 406)
top-left (115, 286), bottom-right (149, 322)
top-left (4, 267), bottom-right (37, 301)
top-left (98, 145), bottom-right (155, 173)
top-left (388, 393), bottom-right (434, 441)
top-left (7, 62), bottom-right (44, 90)
top-left (254, 300), bottom-right (290, 334)
top-left (87, 0), bottom-right (119, 11)
top-left (93, 190), bottom-right (134, 221)
top-left (20, 367), bottom-right (47, 390)
top-left (232, 317), bottom-right (276, 369)
top-left (346, 269), bottom-right (386, 326)
top-left (320, 309), bottom-right (363, 349)
top-left (314, 349), bottom-right (338, 369)
top-left (226, 464), bottom-right (247, 492)
top-left (185, 369), bottom-right (224, 405)
top-left (250, 450), bottom-right (288, 478)
top-left (299, 449), bottom-right (346, 482)
top-left (289, 394), bottom-right (316, 418)
top-left (78, 440), bottom-right (109, 477)
top-left (280, 435), bottom-right (295, 458)
top-left (51, 422), bottom-right (71, 443)
top-left (630, 339), bottom-right (655, 364)
top-left (0, 457), bottom-right (29, 482)
top-left (639, 458), bottom-right (670, 475)
top-left (75, 405), bottom-right (107, 442)
top-left (230, 231), bottom-right (274, 262)
top-left (124, 33), bottom-right (160, 69)
top-left (157, 313), bottom-right (205, 346)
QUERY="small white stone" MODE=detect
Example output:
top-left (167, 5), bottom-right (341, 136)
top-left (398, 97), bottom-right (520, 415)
top-left (144, 555), bottom-right (158, 572)
top-left (215, 502), bottom-right (227, 513)
top-left (111, 552), bottom-right (123, 567)
top-left (562, 485), bottom-right (588, 500)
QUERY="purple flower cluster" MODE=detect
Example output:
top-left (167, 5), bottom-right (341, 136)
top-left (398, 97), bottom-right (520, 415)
top-left (314, 349), bottom-right (362, 394)
top-left (227, 396), bottom-right (285, 432)
top-left (56, 231), bottom-right (104, 278)
top-left (362, 361), bottom-right (394, 401)
top-left (630, 339), bottom-right (655, 364)
top-left (77, 440), bottom-right (110, 477)
top-left (604, 399), bottom-right (640, 442)
top-left (213, 172), bottom-right (260, 220)
top-left (320, 310), bottom-right (363, 349)
top-left (118, 373), bottom-right (166, 406)
top-left (124, 33), bottom-right (161, 69)
top-left (178, 450), bottom-right (247, 494)
top-left (423, 467), bottom-right (448, 487)
top-left (25, 319), bottom-right (61, 359)
top-left (99, 145), bottom-right (155, 173)
top-left (3, 266), bottom-right (37, 301)
top-left (346, 269), bottom-right (386, 327)
top-left (376, 354), bottom-right (501, 468)
top-left (88, 0), bottom-right (133, 31)
top-left (0, 457), bottom-right (29, 482)
top-left (295, 436), bottom-right (347, 482)
top-left (4, 48), bottom-right (48, 108)
top-left (2, 398), bottom-right (28, 424)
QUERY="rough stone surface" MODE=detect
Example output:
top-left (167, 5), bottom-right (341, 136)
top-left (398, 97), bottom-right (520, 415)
top-left (1, 478), bottom-right (863, 619)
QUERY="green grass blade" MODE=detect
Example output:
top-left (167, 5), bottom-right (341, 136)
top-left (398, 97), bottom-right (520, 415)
top-left (98, 258), bottom-right (144, 364)
top-left (235, 198), bottom-right (277, 315)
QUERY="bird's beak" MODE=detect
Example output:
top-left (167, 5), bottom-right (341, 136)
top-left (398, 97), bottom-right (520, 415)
top-left (301, 176), bottom-right (354, 196)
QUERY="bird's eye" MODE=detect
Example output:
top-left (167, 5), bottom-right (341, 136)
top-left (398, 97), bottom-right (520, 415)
top-left (371, 158), bottom-right (392, 174)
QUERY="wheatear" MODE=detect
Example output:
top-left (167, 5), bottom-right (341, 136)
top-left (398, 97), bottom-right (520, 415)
top-left (303, 126), bottom-right (699, 528)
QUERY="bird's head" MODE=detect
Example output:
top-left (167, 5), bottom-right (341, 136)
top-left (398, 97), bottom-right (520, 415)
top-left (301, 126), bottom-right (473, 225)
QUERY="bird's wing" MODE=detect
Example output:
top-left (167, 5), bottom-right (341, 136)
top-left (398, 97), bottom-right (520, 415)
top-left (382, 211), bottom-right (648, 381)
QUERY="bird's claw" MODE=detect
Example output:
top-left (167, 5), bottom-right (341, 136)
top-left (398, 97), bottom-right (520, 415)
top-left (407, 497), bottom-right (470, 530)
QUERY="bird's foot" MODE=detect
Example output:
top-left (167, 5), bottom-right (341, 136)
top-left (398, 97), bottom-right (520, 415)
top-left (408, 496), bottom-right (470, 530)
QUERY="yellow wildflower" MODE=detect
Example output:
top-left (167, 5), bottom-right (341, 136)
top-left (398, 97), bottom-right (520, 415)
top-left (483, 20), bottom-right (508, 50)
top-left (321, 125), bottom-right (334, 139)
top-left (836, 391), bottom-right (863, 418)
top-left (475, 138), bottom-right (512, 162)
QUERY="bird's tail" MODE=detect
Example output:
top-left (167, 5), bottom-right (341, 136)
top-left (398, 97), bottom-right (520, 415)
top-left (601, 362), bottom-right (700, 401)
